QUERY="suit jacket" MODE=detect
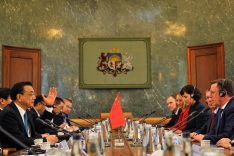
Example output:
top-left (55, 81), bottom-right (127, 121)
top-left (203, 97), bottom-right (234, 144)
top-left (163, 108), bottom-right (182, 128)
top-left (182, 100), bottom-right (210, 133)
top-left (195, 111), bottom-right (217, 134)
top-left (0, 102), bottom-right (46, 150)
top-left (30, 107), bottom-right (57, 135)
top-left (53, 112), bottom-right (71, 126)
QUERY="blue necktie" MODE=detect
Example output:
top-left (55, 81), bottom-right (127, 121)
top-left (24, 112), bottom-right (28, 136)
top-left (216, 109), bottom-right (223, 135)
top-left (63, 113), bottom-right (67, 123)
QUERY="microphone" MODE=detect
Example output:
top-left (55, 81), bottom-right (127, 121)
top-left (139, 111), bottom-right (156, 123)
top-left (37, 118), bottom-right (72, 136)
top-left (36, 118), bottom-right (52, 127)
top-left (172, 107), bottom-right (210, 132)
top-left (152, 114), bottom-right (174, 126)
top-left (78, 116), bottom-right (95, 125)
top-left (83, 115), bottom-right (95, 124)
top-left (45, 119), bottom-right (73, 135)
top-left (86, 114), bottom-right (99, 122)
top-left (0, 126), bottom-right (36, 155)
top-left (57, 114), bottom-right (85, 128)
top-left (169, 111), bottom-right (197, 130)
top-left (136, 114), bottom-right (149, 121)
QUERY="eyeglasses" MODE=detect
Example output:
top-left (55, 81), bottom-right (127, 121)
top-left (210, 90), bottom-right (219, 94)
top-left (40, 102), bottom-right (47, 106)
top-left (19, 92), bottom-right (36, 97)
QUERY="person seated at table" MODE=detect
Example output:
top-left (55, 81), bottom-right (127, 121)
top-left (167, 91), bottom-right (191, 133)
top-left (0, 82), bottom-right (58, 150)
top-left (190, 89), bottom-right (218, 138)
top-left (163, 94), bottom-right (182, 128)
top-left (171, 85), bottom-right (210, 134)
top-left (193, 79), bottom-right (234, 145)
top-left (30, 94), bottom-right (58, 135)
top-left (52, 97), bottom-right (69, 129)
top-left (53, 98), bottom-right (78, 131)
top-left (0, 88), bottom-right (12, 112)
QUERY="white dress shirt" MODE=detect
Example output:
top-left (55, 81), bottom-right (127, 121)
top-left (14, 102), bottom-right (31, 137)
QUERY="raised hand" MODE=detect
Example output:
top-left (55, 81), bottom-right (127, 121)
top-left (42, 87), bottom-right (57, 106)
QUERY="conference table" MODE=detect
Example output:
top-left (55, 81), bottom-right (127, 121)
top-left (6, 112), bottom-right (233, 155)
top-left (8, 128), bottom-right (231, 156)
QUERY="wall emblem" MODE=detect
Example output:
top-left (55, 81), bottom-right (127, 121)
top-left (97, 48), bottom-right (134, 77)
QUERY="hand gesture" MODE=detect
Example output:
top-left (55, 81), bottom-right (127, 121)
top-left (42, 87), bottom-right (57, 106)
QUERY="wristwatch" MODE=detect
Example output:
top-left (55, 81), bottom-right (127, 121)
top-left (229, 139), bottom-right (234, 149)
top-left (46, 104), bottom-right (56, 108)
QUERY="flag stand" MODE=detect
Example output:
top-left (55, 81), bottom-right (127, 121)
top-left (118, 127), bottom-right (121, 142)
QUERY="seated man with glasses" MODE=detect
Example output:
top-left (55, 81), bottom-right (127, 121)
top-left (0, 82), bottom-right (58, 150)
top-left (190, 89), bottom-right (218, 138)
top-left (30, 94), bottom-right (58, 135)
top-left (192, 79), bottom-right (234, 144)
top-left (52, 97), bottom-right (69, 129)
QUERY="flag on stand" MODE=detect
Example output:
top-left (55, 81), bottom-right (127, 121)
top-left (109, 93), bottom-right (126, 129)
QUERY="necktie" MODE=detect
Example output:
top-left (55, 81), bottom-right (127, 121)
top-left (63, 113), bottom-right (67, 123)
top-left (209, 113), bottom-right (216, 132)
top-left (216, 109), bottom-right (223, 135)
top-left (24, 112), bottom-right (28, 136)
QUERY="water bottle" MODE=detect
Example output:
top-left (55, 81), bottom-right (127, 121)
top-left (87, 133), bottom-right (101, 156)
top-left (182, 132), bottom-right (192, 156)
top-left (71, 134), bottom-right (83, 156)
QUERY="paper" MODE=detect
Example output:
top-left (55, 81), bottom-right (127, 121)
top-left (58, 140), bottom-right (69, 150)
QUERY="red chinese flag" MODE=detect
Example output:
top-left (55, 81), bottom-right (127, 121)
top-left (109, 93), bottom-right (126, 129)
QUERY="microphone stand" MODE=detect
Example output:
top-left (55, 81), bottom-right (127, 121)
top-left (78, 116), bottom-right (94, 125)
top-left (58, 115), bottom-right (85, 128)
top-left (87, 114), bottom-right (99, 123)
top-left (169, 111), bottom-right (197, 130)
top-left (45, 119), bottom-right (73, 135)
top-left (136, 114), bottom-right (148, 121)
top-left (152, 115), bottom-right (171, 127)
top-left (37, 119), bottom-right (72, 136)
top-left (84, 116), bottom-right (95, 124)
top-left (139, 111), bottom-right (156, 123)
top-left (0, 126), bottom-right (37, 155)
top-left (67, 119), bottom-right (85, 129)
top-left (172, 107), bottom-right (210, 132)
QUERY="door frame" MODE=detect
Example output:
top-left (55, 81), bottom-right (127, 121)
top-left (187, 42), bottom-right (225, 85)
top-left (2, 45), bottom-right (41, 94)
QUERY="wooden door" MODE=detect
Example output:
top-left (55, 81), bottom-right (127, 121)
top-left (2, 45), bottom-right (41, 95)
top-left (187, 42), bottom-right (225, 105)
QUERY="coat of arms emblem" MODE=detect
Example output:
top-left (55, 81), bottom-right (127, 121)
top-left (97, 48), bottom-right (134, 77)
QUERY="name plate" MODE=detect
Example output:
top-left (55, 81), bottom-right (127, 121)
top-left (115, 142), bottom-right (124, 146)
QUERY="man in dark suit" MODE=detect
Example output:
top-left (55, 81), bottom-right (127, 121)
top-left (0, 88), bottom-right (12, 112)
top-left (193, 79), bottom-right (234, 144)
top-left (190, 89), bottom-right (218, 138)
top-left (53, 98), bottom-right (73, 127)
top-left (163, 95), bottom-right (182, 128)
top-left (0, 82), bottom-right (58, 150)
top-left (51, 97), bottom-right (67, 128)
top-left (30, 95), bottom-right (57, 134)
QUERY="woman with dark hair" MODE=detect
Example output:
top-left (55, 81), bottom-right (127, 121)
top-left (178, 85), bottom-right (210, 133)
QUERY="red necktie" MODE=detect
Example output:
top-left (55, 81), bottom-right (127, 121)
top-left (209, 113), bottom-right (216, 133)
